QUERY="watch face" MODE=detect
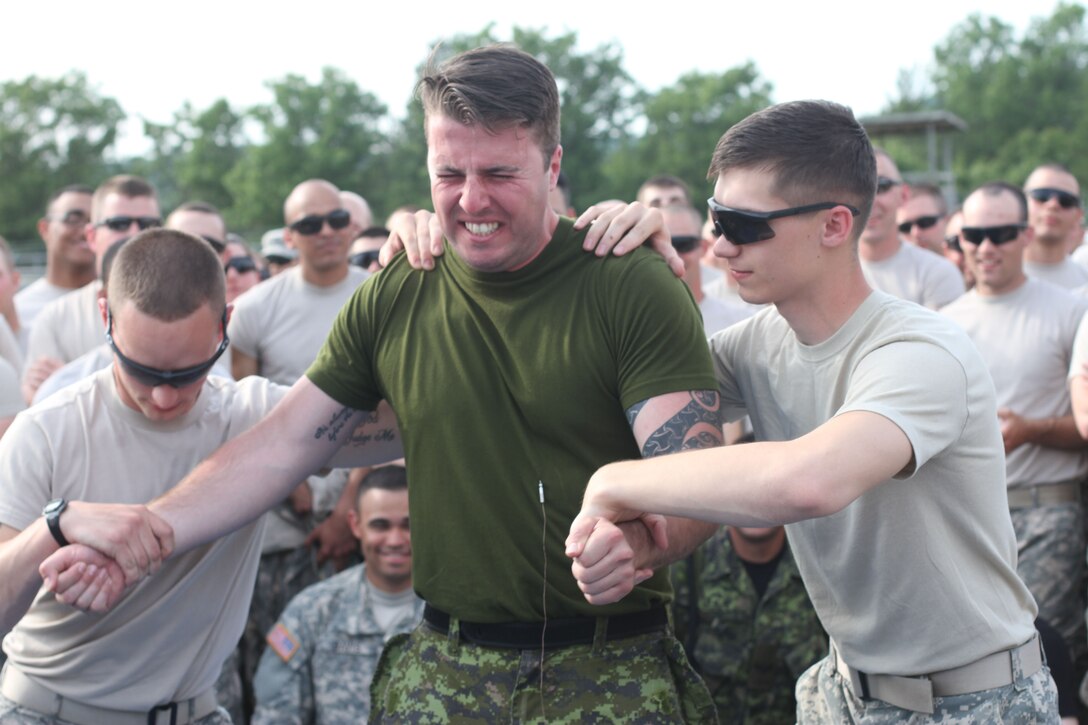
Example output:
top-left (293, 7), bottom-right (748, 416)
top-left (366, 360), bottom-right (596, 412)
top-left (43, 499), bottom-right (66, 516)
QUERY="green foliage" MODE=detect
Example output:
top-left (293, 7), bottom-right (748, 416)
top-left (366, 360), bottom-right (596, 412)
top-left (0, 73), bottom-right (123, 243)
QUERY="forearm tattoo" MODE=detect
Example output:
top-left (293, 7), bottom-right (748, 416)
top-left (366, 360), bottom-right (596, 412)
top-left (633, 391), bottom-right (723, 457)
top-left (347, 410), bottom-right (396, 447)
top-left (313, 406), bottom-right (357, 443)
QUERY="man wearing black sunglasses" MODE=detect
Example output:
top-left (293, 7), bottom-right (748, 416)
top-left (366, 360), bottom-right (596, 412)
top-left (1023, 164), bottom-right (1088, 289)
top-left (942, 181), bottom-right (1088, 683)
top-left (856, 150), bottom-right (964, 310)
top-left (568, 100), bottom-right (1057, 721)
top-left (895, 182), bottom-right (948, 256)
top-left (24, 175), bottom-right (161, 402)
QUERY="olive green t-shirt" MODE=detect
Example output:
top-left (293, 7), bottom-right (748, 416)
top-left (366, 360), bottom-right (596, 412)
top-left (308, 219), bottom-right (717, 622)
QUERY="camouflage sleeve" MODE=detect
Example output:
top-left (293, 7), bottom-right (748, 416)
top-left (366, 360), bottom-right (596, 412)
top-left (251, 609), bottom-right (317, 725)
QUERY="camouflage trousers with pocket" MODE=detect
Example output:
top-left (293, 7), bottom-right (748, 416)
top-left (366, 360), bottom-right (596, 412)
top-left (369, 618), bottom-right (718, 723)
top-left (795, 651), bottom-right (1059, 723)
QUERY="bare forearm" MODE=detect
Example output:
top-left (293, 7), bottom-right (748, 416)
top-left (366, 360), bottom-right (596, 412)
top-left (1025, 414), bottom-right (1086, 450)
top-left (620, 517), bottom-right (718, 571)
top-left (0, 521), bottom-right (57, 633)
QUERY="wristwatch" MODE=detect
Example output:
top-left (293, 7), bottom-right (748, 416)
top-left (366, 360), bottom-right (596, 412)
top-left (42, 498), bottom-right (70, 547)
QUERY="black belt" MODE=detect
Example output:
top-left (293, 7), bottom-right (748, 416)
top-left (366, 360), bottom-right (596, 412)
top-left (423, 604), bottom-right (668, 650)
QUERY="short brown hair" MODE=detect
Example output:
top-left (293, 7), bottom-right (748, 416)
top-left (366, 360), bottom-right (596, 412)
top-left (708, 101), bottom-right (876, 235)
top-left (418, 44), bottom-right (560, 162)
top-left (91, 175), bottom-right (158, 222)
top-left (109, 229), bottom-right (225, 321)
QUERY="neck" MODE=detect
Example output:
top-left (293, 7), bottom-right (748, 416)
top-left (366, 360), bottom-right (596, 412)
top-left (301, 262), bottom-right (350, 287)
top-left (858, 233), bottom-right (901, 262)
top-left (1024, 240), bottom-right (1067, 265)
top-left (728, 527), bottom-right (786, 564)
top-left (685, 266), bottom-right (704, 303)
top-left (1, 304), bottom-right (17, 336)
top-left (776, 262), bottom-right (872, 346)
top-left (368, 574), bottom-right (413, 595)
top-left (976, 273), bottom-right (1027, 298)
top-left (48, 259), bottom-right (96, 290)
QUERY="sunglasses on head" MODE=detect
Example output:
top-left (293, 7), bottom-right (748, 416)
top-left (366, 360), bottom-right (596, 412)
top-left (96, 216), bottom-right (163, 232)
top-left (49, 209), bottom-right (90, 227)
top-left (350, 250), bottom-right (381, 268)
top-left (670, 235), bottom-right (701, 254)
top-left (958, 224), bottom-right (1026, 246)
top-left (288, 209), bottom-right (351, 236)
top-left (225, 256), bottom-right (257, 274)
top-left (706, 197), bottom-right (860, 246)
top-left (1027, 187), bottom-right (1081, 209)
top-left (897, 216), bottom-right (941, 234)
top-left (106, 307), bottom-right (230, 388)
top-left (876, 177), bottom-right (902, 195)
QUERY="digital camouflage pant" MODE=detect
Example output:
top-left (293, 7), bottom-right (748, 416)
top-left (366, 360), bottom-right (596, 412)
top-left (0, 694), bottom-right (232, 725)
top-left (796, 652), bottom-right (1059, 723)
top-left (369, 620), bottom-right (718, 723)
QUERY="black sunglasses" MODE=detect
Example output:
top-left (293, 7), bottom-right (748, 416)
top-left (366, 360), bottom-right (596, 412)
top-left (350, 250), bottom-right (381, 268)
top-left (945, 234), bottom-right (962, 253)
top-left (1027, 187), bottom-right (1081, 209)
top-left (670, 235), bottom-right (701, 254)
top-left (48, 210), bottom-right (90, 227)
top-left (897, 216), bottom-right (941, 234)
top-left (225, 256), bottom-right (258, 275)
top-left (707, 197), bottom-right (860, 245)
top-left (288, 209), bottom-right (351, 236)
top-left (106, 307), bottom-right (230, 388)
top-left (876, 177), bottom-right (901, 194)
top-left (959, 224), bottom-right (1026, 246)
top-left (95, 216), bottom-right (162, 232)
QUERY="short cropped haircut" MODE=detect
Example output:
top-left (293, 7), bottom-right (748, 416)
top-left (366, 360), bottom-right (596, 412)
top-left (355, 465), bottom-right (408, 509)
top-left (708, 101), bottom-right (877, 234)
top-left (637, 175), bottom-right (691, 205)
top-left (45, 184), bottom-right (93, 213)
top-left (973, 182), bottom-right (1028, 223)
top-left (91, 175), bottom-right (157, 222)
top-left (173, 200), bottom-right (223, 217)
top-left (909, 183), bottom-right (948, 216)
top-left (108, 229), bottom-right (226, 321)
top-left (418, 44), bottom-right (560, 162)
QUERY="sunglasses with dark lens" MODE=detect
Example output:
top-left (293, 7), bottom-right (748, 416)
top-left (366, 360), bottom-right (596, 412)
top-left (945, 234), bottom-right (962, 253)
top-left (670, 235), bottom-right (701, 254)
top-left (49, 210), bottom-right (90, 227)
top-left (706, 197), bottom-right (860, 245)
top-left (1028, 187), bottom-right (1082, 209)
top-left (959, 224), bottom-right (1026, 246)
top-left (350, 250), bottom-right (381, 268)
top-left (897, 216), bottom-right (941, 234)
top-left (225, 256), bottom-right (258, 275)
top-left (876, 177), bottom-right (901, 194)
top-left (106, 307), bottom-right (230, 388)
top-left (96, 216), bottom-right (162, 232)
top-left (202, 235), bottom-right (226, 253)
top-left (289, 209), bottom-right (351, 236)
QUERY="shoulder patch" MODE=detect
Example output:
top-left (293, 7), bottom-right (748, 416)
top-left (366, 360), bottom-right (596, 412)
top-left (266, 622), bottom-right (300, 663)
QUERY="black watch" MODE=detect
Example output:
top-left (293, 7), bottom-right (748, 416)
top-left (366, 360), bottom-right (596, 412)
top-left (42, 498), bottom-right (70, 547)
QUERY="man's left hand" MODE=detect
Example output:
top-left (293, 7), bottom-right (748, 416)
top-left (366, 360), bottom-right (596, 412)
top-left (566, 510), bottom-right (668, 605)
top-left (998, 407), bottom-right (1032, 452)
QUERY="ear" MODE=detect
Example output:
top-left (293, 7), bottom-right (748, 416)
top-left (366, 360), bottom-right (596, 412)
top-left (548, 145), bottom-right (563, 188)
top-left (97, 293), bottom-right (109, 327)
top-left (36, 218), bottom-right (50, 242)
top-left (821, 206), bottom-right (856, 249)
top-left (283, 228), bottom-right (298, 251)
top-left (347, 509), bottom-right (363, 541)
top-left (223, 304), bottom-right (234, 329)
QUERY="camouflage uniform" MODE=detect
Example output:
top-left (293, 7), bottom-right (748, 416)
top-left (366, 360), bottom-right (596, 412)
top-left (368, 620), bottom-right (717, 724)
top-left (671, 528), bottom-right (826, 724)
top-left (215, 649), bottom-right (244, 725)
top-left (252, 564), bottom-right (423, 724)
top-left (0, 694), bottom-right (232, 724)
top-left (795, 650), bottom-right (1059, 723)
top-left (1009, 502), bottom-right (1086, 670)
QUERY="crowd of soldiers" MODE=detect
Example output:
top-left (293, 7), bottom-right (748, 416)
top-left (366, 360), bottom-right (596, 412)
top-left (0, 43), bottom-right (1083, 724)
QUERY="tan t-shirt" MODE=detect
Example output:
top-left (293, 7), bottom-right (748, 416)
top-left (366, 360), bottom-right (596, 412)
top-left (860, 240), bottom-right (965, 310)
top-left (0, 368), bottom-right (286, 709)
top-left (25, 281), bottom-right (102, 367)
top-left (942, 279), bottom-right (1088, 487)
top-left (710, 290), bottom-right (1036, 675)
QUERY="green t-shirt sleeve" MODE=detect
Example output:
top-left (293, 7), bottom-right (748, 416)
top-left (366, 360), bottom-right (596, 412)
top-left (306, 281), bottom-right (382, 412)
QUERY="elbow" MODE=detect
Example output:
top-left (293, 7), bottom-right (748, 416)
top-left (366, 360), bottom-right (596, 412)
top-left (781, 471), bottom-right (852, 522)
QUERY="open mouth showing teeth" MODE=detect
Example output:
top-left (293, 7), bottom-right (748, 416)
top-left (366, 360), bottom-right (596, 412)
top-left (465, 222), bottom-right (499, 235)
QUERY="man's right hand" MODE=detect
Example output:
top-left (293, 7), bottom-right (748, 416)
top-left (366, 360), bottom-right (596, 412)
top-left (40, 544), bottom-right (127, 612)
top-left (60, 501), bottom-right (175, 585)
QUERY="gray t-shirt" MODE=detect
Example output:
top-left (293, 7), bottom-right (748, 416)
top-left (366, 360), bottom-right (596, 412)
top-left (860, 240), bottom-right (965, 310)
top-left (709, 290), bottom-right (1036, 674)
top-left (25, 281), bottom-right (102, 367)
top-left (1024, 257), bottom-right (1088, 290)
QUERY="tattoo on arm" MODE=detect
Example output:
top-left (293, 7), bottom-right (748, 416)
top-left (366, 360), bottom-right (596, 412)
top-left (313, 406), bottom-right (357, 443)
top-left (625, 400), bottom-right (647, 428)
top-left (631, 391), bottom-right (723, 457)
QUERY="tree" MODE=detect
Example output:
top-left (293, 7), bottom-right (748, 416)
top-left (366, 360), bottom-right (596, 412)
top-left (225, 68), bottom-right (387, 232)
top-left (603, 64), bottom-right (773, 203)
top-left (0, 73), bottom-right (123, 242)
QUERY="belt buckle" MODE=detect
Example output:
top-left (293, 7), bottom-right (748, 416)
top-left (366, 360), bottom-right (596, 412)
top-left (148, 701), bottom-right (178, 725)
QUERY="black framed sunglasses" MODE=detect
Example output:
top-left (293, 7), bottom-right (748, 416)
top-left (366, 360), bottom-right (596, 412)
top-left (876, 177), bottom-right (901, 194)
top-left (1027, 187), bottom-right (1081, 209)
top-left (945, 234), bottom-right (962, 253)
top-left (958, 224), bottom-right (1026, 246)
top-left (48, 210), bottom-right (90, 227)
top-left (897, 216), bottom-right (941, 234)
top-left (288, 209), bottom-right (351, 236)
top-left (95, 216), bottom-right (162, 232)
top-left (350, 250), bottom-right (381, 268)
top-left (106, 307), bottom-right (230, 388)
top-left (707, 197), bottom-right (860, 246)
top-left (225, 256), bottom-right (258, 275)
top-left (670, 235), bottom-right (701, 254)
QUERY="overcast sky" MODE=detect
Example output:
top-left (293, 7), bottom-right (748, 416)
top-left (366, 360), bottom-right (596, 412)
top-left (3, 1), bottom-right (1050, 156)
